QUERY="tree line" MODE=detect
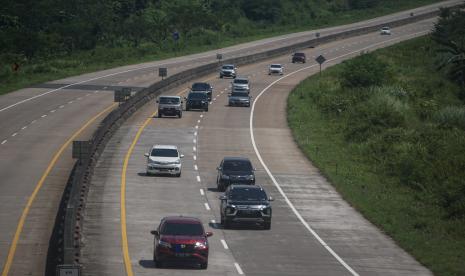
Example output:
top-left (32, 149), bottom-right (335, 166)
top-left (0, 0), bottom-right (410, 63)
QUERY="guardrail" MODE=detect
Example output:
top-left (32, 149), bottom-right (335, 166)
top-left (47, 4), bottom-right (460, 274)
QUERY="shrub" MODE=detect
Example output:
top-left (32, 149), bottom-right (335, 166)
top-left (433, 106), bottom-right (465, 130)
top-left (340, 53), bottom-right (389, 88)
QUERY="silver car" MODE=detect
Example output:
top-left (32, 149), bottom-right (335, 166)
top-left (231, 77), bottom-right (250, 93)
top-left (268, 64), bottom-right (283, 75)
top-left (157, 96), bottom-right (182, 118)
top-left (145, 145), bottom-right (184, 177)
top-left (220, 64), bottom-right (237, 78)
top-left (228, 91), bottom-right (251, 107)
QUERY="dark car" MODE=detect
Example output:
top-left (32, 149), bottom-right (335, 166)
top-left (185, 91), bottom-right (209, 111)
top-left (292, 52), bottom-right (306, 63)
top-left (228, 91), bottom-right (251, 107)
top-left (219, 185), bottom-right (273, 229)
top-left (151, 216), bottom-right (213, 269)
top-left (216, 157), bottom-right (255, 191)
top-left (191, 82), bottom-right (213, 101)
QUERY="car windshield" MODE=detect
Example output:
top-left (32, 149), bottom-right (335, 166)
top-left (159, 97), bottom-right (180, 104)
top-left (294, 53), bottom-right (305, 57)
top-left (223, 160), bottom-right (252, 171)
top-left (270, 65), bottom-right (281, 68)
top-left (223, 65), bottom-right (234, 70)
top-left (382, 27), bottom-right (390, 30)
top-left (188, 93), bottom-right (207, 100)
top-left (229, 188), bottom-right (267, 201)
top-left (234, 79), bottom-right (248, 84)
top-left (161, 222), bottom-right (204, 236)
top-left (151, 148), bottom-right (178, 157)
top-left (192, 83), bottom-right (209, 90)
top-left (231, 92), bottom-right (249, 98)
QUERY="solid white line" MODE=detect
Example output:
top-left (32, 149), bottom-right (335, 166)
top-left (21, 126), bottom-right (27, 130)
top-left (194, 165), bottom-right (198, 171)
top-left (197, 175), bottom-right (201, 182)
top-left (1, 140), bottom-right (7, 145)
top-left (244, 31), bottom-right (426, 276)
top-left (200, 188), bottom-right (204, 195)
top-left (193, 155), bottom-right (197, 160)
top-left (204, 203), bottom-right (210, 210)
top-left (220, 239), bottom-right (229, 250)
top-left (234, 263), bottom-right (244, 275)
top-left (41, 115), bottom-right (47, 118)
top-left (11, 133), bottom-right (17, 137)
top-left (193, 146), bottom-right (196, 152)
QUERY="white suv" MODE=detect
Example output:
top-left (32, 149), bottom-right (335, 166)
top-left (145, 145), bottom-right (184, 177)
top-left (380, 26), bottom-right (391, 35)
top-left (268, 64), bottom-right (283, 75)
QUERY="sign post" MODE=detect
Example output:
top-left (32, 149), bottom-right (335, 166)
top-left (159, 67), bottom-right (167, 80)
top-left (114, 88), bottom-right (132, 104)
top-left (315, 54), bottom-right (326, 77)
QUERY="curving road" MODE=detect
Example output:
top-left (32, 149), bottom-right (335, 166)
top-left (1, 1), bottom-right (462, 275)
top-left (81, 18), bottom-right (438, 276)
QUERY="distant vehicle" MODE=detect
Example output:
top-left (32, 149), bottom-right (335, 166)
top-left (228, 91), bottom-right (251, 107)
top-left (216, 157), bottom-right (255, 191)
top-left (380, 26), bottom-right (391, 35)
top-left (292, 52), bottom-right (306, 63)
top-left (220, 64), bottom-right (237, 78)
top-left (231, 77), bottom-right (250, 93)
top-left (185, 91), bottom-right (209, 111)
top-left (268, 64), bottom-right (284, 75)
top-left (151, 216), bottom-right (212, 269)
top-left (219, 185), bottom-right (273, 229)
top-left (191, 82), bottom-right (213, 101)
top-left (145, 145), bottom-right (184, 177)
top-left (156, 96), bottom-right (182, 118)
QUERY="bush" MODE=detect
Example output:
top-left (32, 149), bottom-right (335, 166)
top-left (340, 53), bottom-right (389, 88)
top-left (433, 106), bottom-right (465, 130)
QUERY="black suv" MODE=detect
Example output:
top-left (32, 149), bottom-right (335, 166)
top-left (185, 91), bottom-right (209, 111)
top-left (292, 52), bottom-right (306, 63)
top-left (216, 157), bottom-right (255, 191)
top-left (191, 82), bottom-right (213, 101)
top-left (219, 185), bottom-right (273, 229)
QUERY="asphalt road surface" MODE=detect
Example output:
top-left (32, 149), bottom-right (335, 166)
top-left (1, 1), bottom-right (462, 275)
top-left (81, 18), bottom-right (438, 276)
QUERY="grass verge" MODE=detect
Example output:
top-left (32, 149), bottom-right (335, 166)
top-left (287, 36), bottom-right (464, 276)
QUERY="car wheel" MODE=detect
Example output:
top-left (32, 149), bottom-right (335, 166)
top-left (155, 260), bottom-right (163, 268)
top-left (158, 112), bottom-right (162, 118)
top-left (178, 112), bottom-right (182, 118)
top-left (176, 172), bottom-right (181, 177)
top-left (205, 107), bottom-right (209, 112)
top-left (200, 262), bottom-right (208, 269)
top-left (263, 221), bottom-right (271, 230)
top-left (146, 171), bottom-right (151, 176)
top-left (186, 106), bottom-right (190, 111)
top-left (220, 75), bottom-right (223, 78)
top-left (224, 219), bottom-right (231, 229)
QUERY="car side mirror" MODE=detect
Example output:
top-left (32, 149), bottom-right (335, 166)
top-left (180, 154), bottom-right (184, 158)
top-left (219, 195), bottom-right (227, 200)
top-left (150, 230), bottom-right (159, 236)
top-left (216, 167), bottom-right (220, 171)
top-left (144, 153), bottom-right (149, 157)
top-left (205, 231), bottom-right (213, 237)
top-left (156, 100), bottom-right (159, 103)
top-left (269, 196), bottom-right (274, 201)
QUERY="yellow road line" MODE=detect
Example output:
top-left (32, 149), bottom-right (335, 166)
top-left (1, 103), bottom-right (117, 276)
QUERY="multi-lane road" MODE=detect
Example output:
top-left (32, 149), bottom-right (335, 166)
top-left (0, 1), bottom-right (463, 275)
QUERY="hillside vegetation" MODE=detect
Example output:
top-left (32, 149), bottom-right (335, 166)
top-left (0, 0), bottom-right (442, 95)
top-left (288, 9), bottom-right (465, 276)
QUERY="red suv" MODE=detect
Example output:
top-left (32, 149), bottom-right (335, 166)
top-left (151, 216), bottom-right (213, 269)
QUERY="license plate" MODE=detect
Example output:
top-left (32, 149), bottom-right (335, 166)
top-left (175, 253), bottom-right (191, 257)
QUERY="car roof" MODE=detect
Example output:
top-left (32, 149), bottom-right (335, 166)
top-left (229, 184), bottom-right (264, 191)
top-left (222, 64), bottom-right (235, 67)
top-left (270, 64), bottom-right (282, 67)
top-left (192, 82), bottom-right (210, 86)
top-left (234, 77), bottom-right (248, 81)
top-left (162, 216), bottom-right (202, 224)
top-left (223, 156), bottom-right (251, 162)
top-left (152, 145), bottom-right (178, 150)
top-left (159, 96), bottom-right (181, 99)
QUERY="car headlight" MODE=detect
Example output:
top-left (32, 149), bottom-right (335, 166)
top-left (245, 175), bottom-right (254, 180)
top-left (158, 240), bottom-right (171, 248)
top-left (172, 159), bottom-right (180, 165)
top-left (194, 241), bottom-right (207, 249)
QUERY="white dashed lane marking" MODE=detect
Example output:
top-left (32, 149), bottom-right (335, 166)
top-left (234, 263), bottom-right (244, 275)
top-left (1, 140), bottom-right (7, 145)
top-left (59, 105), bottom-right (64, 109)
top-left (68, 101), bottom-right (73, 104)
top-left (220, 239), bottom-right (229, 250)
top-left (11, 133), bottom-right (17, 137)
top-left (193, 155), bottom-right (197, 161)
top-left (199, 188), bottom-right (204, 195)
top-left (193, 146), bottom-right (196, 152)
top-left (50, 110), bottom-right (56, 113)
top-left (21, 126), bottom-right (27, 130)
top-left (196, 175), bottom-right (201, 182)
top-left (41, 115), bottom-right (47, 118)
top-left (204, 203), bottom-right (210, 210)
top-left (194, 165), bottom-right (198, 171)
top-left (31, 120), bottom-right (36, 124)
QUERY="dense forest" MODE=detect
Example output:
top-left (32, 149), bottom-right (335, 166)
top-left (0, 0), bottom-right (438, 63)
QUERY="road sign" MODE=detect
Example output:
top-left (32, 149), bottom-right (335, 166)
top-left (159, 67), bottom-right (167, 79)
top-left (172, 31), bottom-right (180, 41)
top-left (72, 141), bottom-right (91, 160)
top-left (114, 88), bottom-right (131, 102)
top-left (316, 55), bottom-right (326, 65)
top-left (56, 265), bottom-right (80, 276)
top-left (315, 32), bottom-right (320, 38)
top-left (216, 53), bottom-right (223, 61)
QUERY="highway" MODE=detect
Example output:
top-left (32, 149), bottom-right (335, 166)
top-left (0, 1), bottom-right (462, 275)
top-left (82, 18), bottom-right (436, 276)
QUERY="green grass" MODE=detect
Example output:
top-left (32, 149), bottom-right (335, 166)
top-left (287, 36), bottom-right (465, 275)
top-left (0, 0), bottom-right (443, 96)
